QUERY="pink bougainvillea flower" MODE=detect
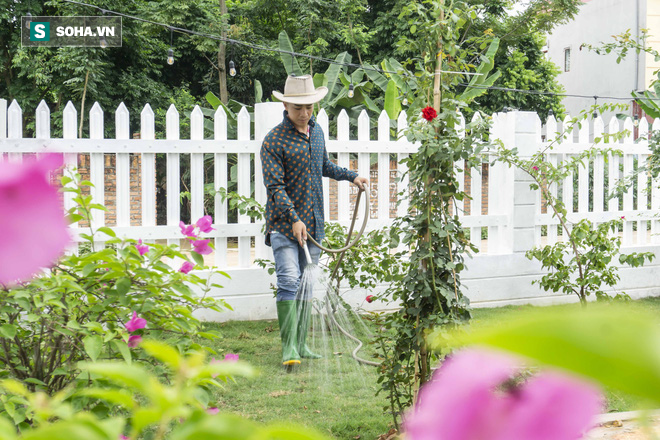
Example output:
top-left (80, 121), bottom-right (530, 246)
top-left (206, 407), bottom-right (220, 415)
top-left (135, 239), bottom-right (149, 256)
top-left (621, 216), bottom-right (626, 220)
top-left (127, 334), bottom-right (142, 348)
top-left (403, 348), bottom-right (602, 440)
top-left (192, 239), bottom-right (213, 255)
top-left (532, 166), bottom-right (539, 171)
top-left (0, 155), bottom-right (70, 285)
top-left (224, 353), bottom-right (239, 362)
top-left (366, 295), bottom-right (375, 303)
top-left (119, 436), bottom-right (128, 440)
top-left (179, 261), bottom-right (195, 274)
top-left (125, 311), bottom-right (147, 332)
top-left (195, 215), bottom-right (215, 233)
top-left (179, 221), bottom-right (197, 238)
top-left (421, 106), bottom-right (437, 122)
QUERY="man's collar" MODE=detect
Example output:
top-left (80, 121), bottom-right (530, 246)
top-left (282, 110), bottom-right (316, 133)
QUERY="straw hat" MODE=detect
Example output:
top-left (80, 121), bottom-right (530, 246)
top-left (273, 75), bottom-right (328, 105)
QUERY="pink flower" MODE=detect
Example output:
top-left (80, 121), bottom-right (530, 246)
top-left (403, 348), bottom-right (602, 440)
top-left (224, 353), bottom-right (239, 362)
top-left (125, 312), bottom-right (147, 332)
top-left (192, 239), bottom-right (212, 255)
top-left (366, 295), bottom-right (375, 303)
top-left (135, 239), bottom-right (149, 256)
top-left (206, 407), bottom-right (219, 415)
top-left (179, 261), bottom-right (195, 274)
top-left (0, 155), bottom-right (70, 285)
top-left (195, 215), bottom-right (215, 233)
top-left (127, 334), bottom-right (142, 348)
top-left (621, 216), bottom-right (626, 220)
top-left (179, 221), bottom-right (197, 238)
top-left (532, 166), bottom-right (539, 171)
top-left (119, 436), bottom-right (128, 440)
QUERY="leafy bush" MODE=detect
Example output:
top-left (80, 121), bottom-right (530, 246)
top-left (0, 340), bottom-right (328, 440)
top-left (0, 173), bottom-right (231, 427)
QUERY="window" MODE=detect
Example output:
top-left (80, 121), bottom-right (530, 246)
top-left (564, 47), bottom-right (571, 72)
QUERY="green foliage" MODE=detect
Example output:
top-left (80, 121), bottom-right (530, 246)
top-left (495, 109), bottom-right (654, 305)
top-left (371, 1), bottom-right (497, 429)
top-left (526, 219), bottom-right (654, 303)
top-left (0, 173), bottom-right (231, 428)
top-left (440, 303), bottom-right (660, 406)
top-left (0, 341), bottom-right (329, 440)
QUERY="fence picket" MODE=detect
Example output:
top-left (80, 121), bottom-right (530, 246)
top-left (653, 119), bottom-right (660, 244)
top-left (638, 154), bottom-right (648, 245)
top-left (593, 116), bottom-right (605, 215)
top-left (140, 104), bottom-right (156, 232)
top-left (318, 109), bottom-right (331, 220)
top-left (397, 110), bottom-right (409, 218)
top-left (337, 110), bottom-right (351, 222)
top-left (166, 104), bottom-right (181, 248)
top-left (62, 102), bottom-right (78, 225)
top-left (89, 102), bottom-right (105, 232)
top-left (237, 106), bottom-right (251, 267)
top-left (115, 103), bottom-right (131, 228)
top-left (357, 110), bottom-right (371, 220)
top-left (190, 105), bottom-right (205, 223)
top-left (214, 106), bottom-right (228, 266)
top-left (35, 100), bottom-right (50, 140)
top-left (377, 110), bottom-right (390, 221)
top-left (0, 99), bottom-right (6, 141)
top-left (7, 100), bottom-right (22, 162)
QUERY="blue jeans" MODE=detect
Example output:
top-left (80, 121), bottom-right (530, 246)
top-left (270, 231), bottom-right (321, 302)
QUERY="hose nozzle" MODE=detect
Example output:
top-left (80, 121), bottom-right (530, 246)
top-left (302, 240), bottom-right (313, 266)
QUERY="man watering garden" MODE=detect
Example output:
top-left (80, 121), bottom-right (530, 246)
top-left (260, 75), bottom-right (369, 368)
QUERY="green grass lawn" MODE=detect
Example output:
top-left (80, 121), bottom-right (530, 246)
top-left (201, 297), bottom-right (660, 439)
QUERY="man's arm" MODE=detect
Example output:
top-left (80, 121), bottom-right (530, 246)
top-left (321, 145), bottom-right (369, 190)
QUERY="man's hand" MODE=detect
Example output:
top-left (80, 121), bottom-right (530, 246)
top-left (292, 221), bottom-right (307, 247)
top-left (353, 176), bottom-right (369, 191)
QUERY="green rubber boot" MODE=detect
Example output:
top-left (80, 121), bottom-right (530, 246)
top-left (296, 300), bottom-right (322, 359)
top-left (276, 300), bottom-right (301, 367)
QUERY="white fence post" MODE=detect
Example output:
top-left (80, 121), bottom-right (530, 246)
top-left (140, 104), bottom-right (156, 233)
top-left (115, 102), bottom-right (131, 229)
top-left (213, 106), bottom-right (228, 266)
top-left (89, 102), bottom-right (105, 233)
top-left (166, 104), bottom-right (181, 248)
top-left (7, 100), bottom-right (22, 162)
top-left (237, 106), bottom-right (251, 267)
top-left (254, 102), bottom-right (285, 261)
top-left (377, 110), bottom-right (390, 222)
top-left (510, 111), bottom-right (542, 253)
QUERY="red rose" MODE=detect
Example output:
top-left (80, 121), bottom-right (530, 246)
top-left (366, 295), bottom-right (375, 303)
top-left (422, 106), bottom-right (437, 121)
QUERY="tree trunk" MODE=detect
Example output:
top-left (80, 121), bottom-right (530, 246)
top-left (218, 0), bottom-right (228, 105)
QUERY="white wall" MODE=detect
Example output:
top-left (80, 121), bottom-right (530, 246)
top-left (546, 0), bottom-right (643, 120)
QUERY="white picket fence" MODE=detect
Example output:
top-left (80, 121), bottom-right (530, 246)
top-left (2, 101), bottom-right (660, 320)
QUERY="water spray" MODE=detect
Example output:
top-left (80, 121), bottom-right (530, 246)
top-left (303, 183), bottom-right (379, 367)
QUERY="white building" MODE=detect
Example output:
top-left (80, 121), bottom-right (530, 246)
top-left (546, 0), bottom-right (660, 119)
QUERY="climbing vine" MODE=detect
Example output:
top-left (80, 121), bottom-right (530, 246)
top-left (374, 0), bottom-right (498, 429)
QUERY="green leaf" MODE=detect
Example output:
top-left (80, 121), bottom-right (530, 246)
top-left (278, 31), bottom-right (303, 76)
top-left (110, 339), bottom-right (132, 364)
top-left (0, 324), bottom-right (16, 339)
top-left (254, 79), bottom-right (263, 104)
top-left (97, 227), bottom-right (116, 238)
top-left (205, 91), bottom-right (222, 110)
top-left (363, 64), bottom-right (389, 92)
top-left (169, 413), bottom-right (259, 440)
top-left (83, 335), bottom-right (103, 362)
top-left (441, 304), bottom-right (660, 404)
top-left (115, 278), bottom-right (131, 296)
top-left (0, 416), bottom-right (17, 440)
top-left (191, 252), bottom-right (205, 268)
top-left (82, 263), bottom-right (97, 277)
top-left (322, 52), bottom-right (351, 105)
top-left (78, 388), bottom-right (135, 409)
top-left (384, 80), bottom-right (401, 120)
top-left (80, 362), bottom-right (152, 392)
top-left (140, 340), bottom-right (181, 370)
top-left (132, 408), bottom-right (161, 434)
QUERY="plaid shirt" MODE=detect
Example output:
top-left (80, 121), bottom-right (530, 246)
top-left (261, 111), bottom-right (358, 246)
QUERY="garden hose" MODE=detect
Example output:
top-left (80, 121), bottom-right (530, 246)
top-left (304, 184), bottom-right (379, 367)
